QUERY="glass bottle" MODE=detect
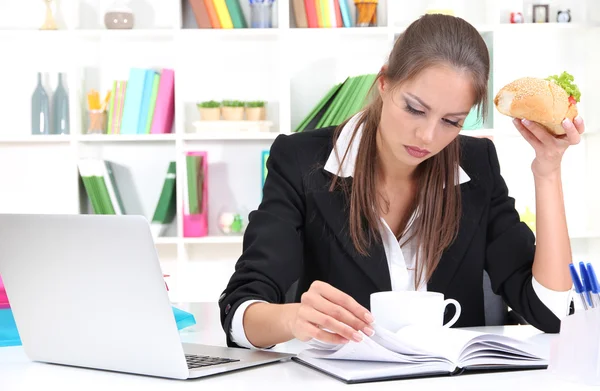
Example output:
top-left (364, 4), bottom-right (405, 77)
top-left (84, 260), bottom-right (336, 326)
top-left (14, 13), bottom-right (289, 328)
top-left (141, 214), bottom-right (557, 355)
top-left (31, 72), bottom-right (50, 135)
top-left (52, 72), bottom-right (70, 134)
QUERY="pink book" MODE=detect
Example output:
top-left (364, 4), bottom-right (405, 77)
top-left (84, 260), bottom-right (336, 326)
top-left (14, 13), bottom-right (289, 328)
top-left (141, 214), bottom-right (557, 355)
top-left (0, 275), bottom-right (9, 309)
top-left (150, 69), bottom-right (175, 134)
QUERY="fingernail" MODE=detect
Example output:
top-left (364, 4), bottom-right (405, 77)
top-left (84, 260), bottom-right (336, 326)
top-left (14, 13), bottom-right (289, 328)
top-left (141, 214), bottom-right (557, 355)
top-left (521, 118), bottom-right (531, 126)
top-left (352, 332), bottom-right (363, 342)
top-left (513, 118), bottom-right (520, 126)
top-left (364, 312), bottom-right (374, 323)
top-left (575, 115), bottom-right (583, 125)
top-left (363, 326), bottom-right (375, 336)
top-left (562, 118), bottom-right (572, 128)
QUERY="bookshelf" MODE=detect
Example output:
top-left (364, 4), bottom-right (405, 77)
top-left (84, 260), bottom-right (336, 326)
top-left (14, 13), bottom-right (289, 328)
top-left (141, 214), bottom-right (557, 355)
top-left (1, 0), bottom-right (600, 302)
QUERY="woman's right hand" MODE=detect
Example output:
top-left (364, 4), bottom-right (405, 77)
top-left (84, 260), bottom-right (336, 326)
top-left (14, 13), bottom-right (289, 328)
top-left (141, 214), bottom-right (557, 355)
top-left (289, 281), bottom-right (375, 344)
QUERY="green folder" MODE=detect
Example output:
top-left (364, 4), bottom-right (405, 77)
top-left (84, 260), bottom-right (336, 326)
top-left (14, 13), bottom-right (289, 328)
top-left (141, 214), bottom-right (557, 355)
top-left (186, 155), bottom-right (199, 214)
top-left (151, 162), bottom-right (177, 224)
top-left (295, 80), bottom-right (346, 132)
top-left (144, 73), bottom-right (161, 134)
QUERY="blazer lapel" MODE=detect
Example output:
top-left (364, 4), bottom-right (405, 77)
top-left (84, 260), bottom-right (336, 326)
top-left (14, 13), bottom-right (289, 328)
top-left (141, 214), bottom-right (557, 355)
top-left (428, 181), bottom-right (487, 294)
top-left (311, 185), bottom-right (392, 292)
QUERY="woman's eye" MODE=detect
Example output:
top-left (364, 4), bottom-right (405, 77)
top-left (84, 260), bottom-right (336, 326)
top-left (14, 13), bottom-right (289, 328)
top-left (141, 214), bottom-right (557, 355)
top-left (405, 104), bottom-right (424, 116)
top-left (443, 118), bottom-right (461, 128)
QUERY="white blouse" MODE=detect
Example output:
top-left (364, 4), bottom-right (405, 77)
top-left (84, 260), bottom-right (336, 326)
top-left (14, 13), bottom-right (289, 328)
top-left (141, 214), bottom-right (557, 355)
top-left (229, 113), bottom-right (573, 349)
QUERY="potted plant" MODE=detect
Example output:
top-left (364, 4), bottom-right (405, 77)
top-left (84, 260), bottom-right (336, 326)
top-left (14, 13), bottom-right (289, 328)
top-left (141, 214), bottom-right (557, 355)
top-left (245, 101), bottom-right (266, 121)
top-left (197, 100), bottom-right (221, 121)
top-left (221, 100), bottom-right (245, 121)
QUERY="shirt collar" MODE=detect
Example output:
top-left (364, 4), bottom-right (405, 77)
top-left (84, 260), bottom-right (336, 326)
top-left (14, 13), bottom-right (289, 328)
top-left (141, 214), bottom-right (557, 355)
top-left (324, 112), bottom-right (471, 185)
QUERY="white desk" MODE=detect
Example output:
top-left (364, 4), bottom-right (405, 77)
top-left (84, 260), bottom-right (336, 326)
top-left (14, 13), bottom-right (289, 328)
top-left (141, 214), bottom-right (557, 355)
top-left (0, 302), bottom-right (594, 391)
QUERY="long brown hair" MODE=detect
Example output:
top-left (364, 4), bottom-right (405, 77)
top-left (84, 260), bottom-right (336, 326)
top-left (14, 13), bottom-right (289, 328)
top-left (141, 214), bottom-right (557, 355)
top-left (329, 14), bottom-right (490, 289)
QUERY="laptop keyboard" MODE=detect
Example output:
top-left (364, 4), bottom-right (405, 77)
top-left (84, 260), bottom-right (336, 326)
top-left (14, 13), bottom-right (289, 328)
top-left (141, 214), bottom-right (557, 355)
top-left (185, 354), bottom-right (240, 369)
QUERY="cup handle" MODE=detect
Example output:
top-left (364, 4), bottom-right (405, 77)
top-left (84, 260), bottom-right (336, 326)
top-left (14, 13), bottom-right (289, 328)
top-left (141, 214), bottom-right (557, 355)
top-left (442, 299), bottom-right (461, 328)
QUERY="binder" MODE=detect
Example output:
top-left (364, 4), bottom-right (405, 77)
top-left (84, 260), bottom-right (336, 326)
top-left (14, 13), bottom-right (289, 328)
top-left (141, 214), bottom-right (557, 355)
top-left (150, 69), bottom-right (175, 134)
top-left (150, 162), bottom-right (177, 237)
top-left (304, 0), bottom-right (318, 28)
top-left (183, 152), bottom-right (208, 237)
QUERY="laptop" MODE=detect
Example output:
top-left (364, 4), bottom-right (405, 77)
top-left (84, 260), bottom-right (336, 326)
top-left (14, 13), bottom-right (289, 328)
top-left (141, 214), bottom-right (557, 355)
top-left (0, 213), bottom-right (293, 379)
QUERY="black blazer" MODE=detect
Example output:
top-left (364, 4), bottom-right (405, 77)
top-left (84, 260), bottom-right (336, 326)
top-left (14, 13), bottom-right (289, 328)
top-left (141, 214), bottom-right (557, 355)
top-left (218, 126), bottom-right (561, 347)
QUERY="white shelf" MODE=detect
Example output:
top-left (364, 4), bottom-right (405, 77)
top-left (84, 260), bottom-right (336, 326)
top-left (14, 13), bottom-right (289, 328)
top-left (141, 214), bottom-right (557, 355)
top-left (183, 131), bottom-right (279, 141)
top-left (76, 134), bottom-right (177, 142)
top-left (0, 135), bottom-right (72, 144)
top-left (182, 236), bottom-right (243, 245)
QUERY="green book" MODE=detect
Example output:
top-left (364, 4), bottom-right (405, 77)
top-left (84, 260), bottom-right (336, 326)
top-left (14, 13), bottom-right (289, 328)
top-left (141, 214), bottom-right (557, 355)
top-left (80, 175), bottom-right (102, 214)
top-left (144, 73), bottom-right (161, 134)
top-left (151, 162), bottom-right (177, 237)
top-left (95, 176), bottom-right (116, 215)
top-left (225, 0), bottom-right (247, 28)
top-left (186, 155), bottom-right (200, 214)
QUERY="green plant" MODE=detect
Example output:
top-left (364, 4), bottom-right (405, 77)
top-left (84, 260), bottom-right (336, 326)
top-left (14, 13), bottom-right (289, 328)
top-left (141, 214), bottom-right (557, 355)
top-left (197, 100), bottom-right (221, 108)
top-left (246, 100), bottom-right (265, 108)
top-left (222, 100), bottom-right (245, 108)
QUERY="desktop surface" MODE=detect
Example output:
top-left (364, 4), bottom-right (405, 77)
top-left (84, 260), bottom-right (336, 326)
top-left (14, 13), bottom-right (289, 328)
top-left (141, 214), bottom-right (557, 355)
top-left (0, 302), bottom-right (595, 391)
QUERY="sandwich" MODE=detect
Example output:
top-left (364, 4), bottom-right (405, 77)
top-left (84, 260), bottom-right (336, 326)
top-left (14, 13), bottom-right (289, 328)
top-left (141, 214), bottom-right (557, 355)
top-left (494, 71), bottom-right (581, 136)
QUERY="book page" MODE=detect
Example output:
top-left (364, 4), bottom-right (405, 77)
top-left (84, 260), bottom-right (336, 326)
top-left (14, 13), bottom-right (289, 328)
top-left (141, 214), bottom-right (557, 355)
top-left (300, 333), bottom-right (424, 364)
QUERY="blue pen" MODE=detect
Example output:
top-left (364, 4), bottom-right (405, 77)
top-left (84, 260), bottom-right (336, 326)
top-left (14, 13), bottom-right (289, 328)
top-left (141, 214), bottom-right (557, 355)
top-left (579, 262), bottom-right (595, 308)
top-left (586, 263), bottom-right (600, 308)
top-left (569, 263), bottom-right (588, 310)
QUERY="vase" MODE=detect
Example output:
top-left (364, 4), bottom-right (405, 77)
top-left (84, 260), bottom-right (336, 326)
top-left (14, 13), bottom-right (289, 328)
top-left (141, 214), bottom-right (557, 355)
top-left (51, 73), bottom-right (70, 134)
top-left (31, 72), bottom-right (50, 135)
top-left (104, 0), bottom-right (135, 29)
top-left (198, 107), bottom-right (221, 121)
top-left (245, 107), bottom-right (265, 121)
top-left (221, 107), bottom-right (244, 121)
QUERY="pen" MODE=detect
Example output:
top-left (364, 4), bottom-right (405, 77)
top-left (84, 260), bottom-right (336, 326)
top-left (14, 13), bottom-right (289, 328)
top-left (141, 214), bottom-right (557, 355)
top-left (586, 263), bottom-right (600, 308)
top-left (579, 262), bottom-right (594, 308)
top-left (569, 263), bottom-right (588, 311)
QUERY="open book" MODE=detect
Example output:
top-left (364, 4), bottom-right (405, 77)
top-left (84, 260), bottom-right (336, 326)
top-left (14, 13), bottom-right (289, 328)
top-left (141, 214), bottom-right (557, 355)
top-left (293, 324), bottom-right (550, 384)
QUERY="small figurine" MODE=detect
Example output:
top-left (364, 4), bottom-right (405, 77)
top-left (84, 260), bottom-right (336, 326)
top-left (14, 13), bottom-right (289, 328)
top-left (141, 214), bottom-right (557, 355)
top-left (510, 12), bottom-right (524, 23)
top-left (557, 9), bottom-right (571, 23)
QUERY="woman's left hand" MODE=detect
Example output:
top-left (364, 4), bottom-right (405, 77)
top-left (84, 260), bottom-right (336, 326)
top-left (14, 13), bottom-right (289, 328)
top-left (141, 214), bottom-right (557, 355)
top-left (512, 116), bottom-right (585, 178)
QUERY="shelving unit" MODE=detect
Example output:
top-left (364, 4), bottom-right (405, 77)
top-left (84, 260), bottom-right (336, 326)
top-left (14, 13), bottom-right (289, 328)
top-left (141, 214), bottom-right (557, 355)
top-left (1, 0), bottom-right (599, 302)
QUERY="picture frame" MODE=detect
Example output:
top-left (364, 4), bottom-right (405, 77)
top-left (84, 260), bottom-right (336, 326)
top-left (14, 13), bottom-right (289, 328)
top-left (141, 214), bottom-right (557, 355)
top-left (532, 4), bottom-right (549, 23)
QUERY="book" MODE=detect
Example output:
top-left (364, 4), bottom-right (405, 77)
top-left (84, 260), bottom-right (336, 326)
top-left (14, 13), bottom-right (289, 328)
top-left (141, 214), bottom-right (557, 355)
top-left (77, 159), bottom-right (126, 215)
top-left (225, 0), bottom-right (247, 28)
top-left (304, 0), bottom-right (318, 28)
top-left (292, 0), bottom-right (308, 28)
top-left (204, 0), bottom-right (221, 28)
top-left (188, 0), bottom-right (212, 28)
top-left (213, 0), bottom-right (234, 29)
top-left (149, 69), bottom-right (175, 134)
top-left (293, 324), bottom-right (549, 384)
top-left (120, 68), bottom-right (148, 134)
top-left (150, 162), bottom-right (177, 237)
top-left (137, 69), bottom-right (158, 134)
top-left (338, 0), bottom-right (352, 27)
top-left (144, 73), bottom-right (161, 134)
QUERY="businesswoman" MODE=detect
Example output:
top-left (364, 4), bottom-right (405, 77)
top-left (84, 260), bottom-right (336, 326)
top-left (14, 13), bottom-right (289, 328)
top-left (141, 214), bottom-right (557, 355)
top-left (219, 14), bottom-right (585, 349)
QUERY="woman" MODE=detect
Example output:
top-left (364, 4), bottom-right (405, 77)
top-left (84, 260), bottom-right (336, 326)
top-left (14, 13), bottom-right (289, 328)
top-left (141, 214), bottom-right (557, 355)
top-left (218, 14), bottom-right (584, 349)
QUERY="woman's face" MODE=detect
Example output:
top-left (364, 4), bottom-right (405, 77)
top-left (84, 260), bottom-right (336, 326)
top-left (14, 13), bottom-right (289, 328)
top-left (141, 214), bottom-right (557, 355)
top-left (377, 65), bottom-right (476, 167)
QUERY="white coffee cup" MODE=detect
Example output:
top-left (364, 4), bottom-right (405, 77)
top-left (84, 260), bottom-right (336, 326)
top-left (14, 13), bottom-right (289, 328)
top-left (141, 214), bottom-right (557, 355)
top-left (370, 291), bottom-right (461, 332)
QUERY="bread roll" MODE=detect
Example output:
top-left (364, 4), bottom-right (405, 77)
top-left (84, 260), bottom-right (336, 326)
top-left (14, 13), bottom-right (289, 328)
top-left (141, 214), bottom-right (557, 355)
top-left (494, 77), bottom-right (578, 136)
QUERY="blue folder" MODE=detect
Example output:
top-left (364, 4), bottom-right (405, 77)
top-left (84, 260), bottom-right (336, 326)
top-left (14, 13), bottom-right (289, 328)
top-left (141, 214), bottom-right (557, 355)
top-left (1, 306), bottom-right (196, 348)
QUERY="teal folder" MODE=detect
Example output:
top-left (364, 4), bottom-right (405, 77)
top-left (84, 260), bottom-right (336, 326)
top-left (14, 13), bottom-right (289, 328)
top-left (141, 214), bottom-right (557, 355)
top-left (0, 309), bottom-right (21, 347)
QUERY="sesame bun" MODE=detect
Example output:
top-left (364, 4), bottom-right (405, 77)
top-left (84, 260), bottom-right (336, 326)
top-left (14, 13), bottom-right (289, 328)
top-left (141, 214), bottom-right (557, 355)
top-left (494, 77), bottom-right (578, 136)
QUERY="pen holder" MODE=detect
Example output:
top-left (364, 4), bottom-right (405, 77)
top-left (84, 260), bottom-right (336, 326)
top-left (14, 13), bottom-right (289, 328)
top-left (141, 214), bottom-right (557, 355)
top-left (87, 109), bottom-right (107, 134)
top-left (250, 2), bottom-right (273, 28)
top-left (548, 306), bottom-right (600, 386)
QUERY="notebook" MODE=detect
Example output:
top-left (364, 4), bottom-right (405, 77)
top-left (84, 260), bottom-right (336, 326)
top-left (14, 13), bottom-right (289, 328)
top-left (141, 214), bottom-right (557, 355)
top-left (293, 324), bottom-right (549, 384)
